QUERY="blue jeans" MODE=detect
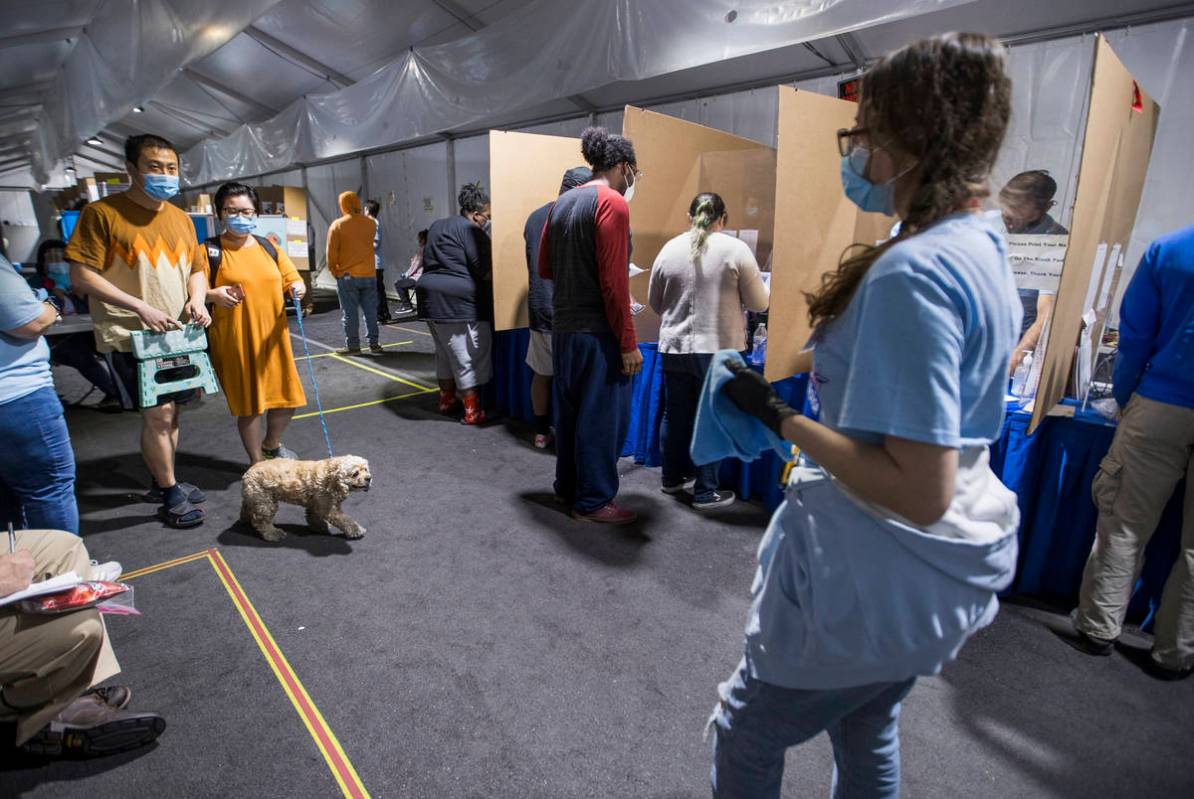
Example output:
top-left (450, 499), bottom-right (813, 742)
top-left (661, 353), bottom-right (720, 502)
top-left (711, 658), bottom-right (915, 798)
top-left (337, 275), bottom-right (380, 348)
top-left (0, 387), bottom-right (79, 534)
top-left (552, 331), bottom-right (631, 513)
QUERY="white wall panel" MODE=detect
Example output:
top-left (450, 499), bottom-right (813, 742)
top-left (365, 141), bottom-right (451, 297)
top-left (453, 135), bottom-right (490, 196)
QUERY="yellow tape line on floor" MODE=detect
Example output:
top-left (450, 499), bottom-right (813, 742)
top-left (120, 548), bottom-right (371, 799)
top-left (294, 340), bottom-right (413, 361)
top-left (293, 387), bottom-right (435, 420)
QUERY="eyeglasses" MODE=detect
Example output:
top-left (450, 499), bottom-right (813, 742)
top-left (221, 208), bottom-right (257, 218)
top-left (836, 127), bottom-right (869, 158)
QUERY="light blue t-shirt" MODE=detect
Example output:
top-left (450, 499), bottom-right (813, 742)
top-left (0, 255), bottom-right (53, 405)
top-left (809, 212), bottom-right (1021, 448)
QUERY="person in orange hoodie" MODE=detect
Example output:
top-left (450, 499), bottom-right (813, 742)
top-left (326, 191), bottom-right (381, 354)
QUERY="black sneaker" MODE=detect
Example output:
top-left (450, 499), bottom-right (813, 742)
top-left (1142, 653), bottom-right (1193, 681)
top-left (693, 490), bottom-right (736, 511)
top-left (661, 478), bottom-right (696, 495)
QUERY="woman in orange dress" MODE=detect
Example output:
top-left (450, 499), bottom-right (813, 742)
top-left (196, 182), bottom-right (307, 465)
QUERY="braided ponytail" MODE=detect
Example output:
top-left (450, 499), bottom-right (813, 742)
top-left (688, 192), bottom-right (727, 259)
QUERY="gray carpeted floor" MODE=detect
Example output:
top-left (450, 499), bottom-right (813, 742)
top-left (4, 307), bottom-right (1192, 797)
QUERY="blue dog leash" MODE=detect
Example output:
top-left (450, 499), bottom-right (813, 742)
top-left (291, 289), bottom-right (334, 458)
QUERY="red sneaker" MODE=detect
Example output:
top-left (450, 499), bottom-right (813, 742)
top-left (572, 502), bottom-right (637, 525)
top-left (438, 389), bottom-right (458, 415)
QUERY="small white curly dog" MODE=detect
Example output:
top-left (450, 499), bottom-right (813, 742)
top-left (240, 455), bottom-right (371, 542)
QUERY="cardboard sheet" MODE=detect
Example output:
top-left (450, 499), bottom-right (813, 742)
top-left (1030, 36), bottom-right (1160, 433)
top-left (622, 105), bottom-right (775, 343)
top-left (488, 130), bottom-right (583, 331)
top-left (766, 86), bottom-right (892, 381)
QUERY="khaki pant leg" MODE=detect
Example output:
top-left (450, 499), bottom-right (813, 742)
top-left (1076, 397), bottom-right (1194, 640)
top-left (0, 609), bottom-right (105, 745)
top-left (1151, 447), bottom-right (1194, 670)
top-left (0, 530), bottom-right (121, 746)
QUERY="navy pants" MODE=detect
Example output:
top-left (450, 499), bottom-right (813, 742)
top-left (0, 387), bottom-right (79, 534)
top-left (661, 353), bottom-right (721, 502)
top-left (552, 331), bottom-right (631, 513)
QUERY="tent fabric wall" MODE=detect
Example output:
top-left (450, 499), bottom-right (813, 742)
top-left (173, 15), bottom-right (1191, 334)
top-left (28, 0), bottom-right (284, 184)
top-left (179, 0), bottom-right (973, 185)
top-left (365, 142), bottom-right (453, 298)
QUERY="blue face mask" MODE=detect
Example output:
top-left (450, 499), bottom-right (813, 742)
top-left (142, 173), bottom-right (180, 201)
top-left (225, 215), bottom-right (257, 235)
top-left (46, 261), bottom-right (71, 291)
top-left (840, 147), bottom-right (895, 215)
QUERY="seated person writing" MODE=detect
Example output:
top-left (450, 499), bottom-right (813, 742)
top-left (1, 530), bottom-right (164, 756)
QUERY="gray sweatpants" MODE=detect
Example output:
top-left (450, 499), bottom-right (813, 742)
top-left (1076, 394), bottom-right (1194, 670)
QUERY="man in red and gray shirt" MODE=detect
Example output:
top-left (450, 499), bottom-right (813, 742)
top-left (539, 127), bottom-right (642, 524)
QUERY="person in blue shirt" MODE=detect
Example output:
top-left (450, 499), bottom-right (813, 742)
top-left (1069, 224), bottom-right (1194, 680)
top-left (364, 199), bottom-right (392, 324)
top-left (0, 254), bottom-right (80, 533)
top-left (707, 33), bottom-right (1021, 797)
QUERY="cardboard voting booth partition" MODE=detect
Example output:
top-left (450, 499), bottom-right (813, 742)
top-left (765, 86), bottom-right (892, 382)
top-left (621, 106), bottom-right (777, 343)
top-left (1029, 35), bottom-right (1160, 433)
top-left (490, 130), bottom-right (583, 331)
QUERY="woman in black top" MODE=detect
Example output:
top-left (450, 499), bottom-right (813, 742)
top-left (416, 183), bottom-right (493, 425)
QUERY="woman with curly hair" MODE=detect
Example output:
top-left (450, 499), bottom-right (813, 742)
top-left (416, 183), bottom-right (493, 425)
top-left (710, 33), bottom-right (1022, 796)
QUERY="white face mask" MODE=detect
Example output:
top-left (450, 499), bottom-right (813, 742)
top-left (622, 165), bottom-right (636, 203)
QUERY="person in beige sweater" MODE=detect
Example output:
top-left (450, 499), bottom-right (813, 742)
top-left (327, 191), bottom-right (381, 354)
top-left (647, 192), bottom-right (769, 510)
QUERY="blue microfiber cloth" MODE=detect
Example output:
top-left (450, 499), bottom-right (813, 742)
top-left (691, 350), bottom-right (794, 465)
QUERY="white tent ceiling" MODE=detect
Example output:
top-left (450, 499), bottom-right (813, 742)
top-left (0, 0), bottom-right (1191, 189)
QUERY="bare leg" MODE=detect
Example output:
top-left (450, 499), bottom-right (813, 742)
top-left (140, 403), bottom-right (177, 486)
top-left (531, 373), bottom-right (552, 418)
top-left (438, 379), bottom-right (456, 394)
top-left (237, 415), bottom-right (265, 465)
top-left (262, 408), bottom-right (296, 451)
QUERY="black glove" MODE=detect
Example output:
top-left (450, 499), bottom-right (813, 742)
top-left (723, 361), bottom-right (799, 436)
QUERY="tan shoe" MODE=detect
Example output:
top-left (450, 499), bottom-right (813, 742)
top-left (22, 693), bottom-right (165, 757)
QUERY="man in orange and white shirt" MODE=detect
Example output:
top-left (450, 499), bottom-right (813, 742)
top-left (67, 134), bottom-right (212, 529)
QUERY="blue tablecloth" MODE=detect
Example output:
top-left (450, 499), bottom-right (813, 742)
top-left (492, 329), bottom-right (1182, 625)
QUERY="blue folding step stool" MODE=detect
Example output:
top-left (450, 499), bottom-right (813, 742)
top-left (128, 325), bottom-right (220, 408)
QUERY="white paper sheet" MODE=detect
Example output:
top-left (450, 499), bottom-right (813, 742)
top-left (0, 571), bottom-right (82, 607)
top-left (1006, 234), bottom-right (1068, 292)
top-left (286, 240), bottom-right (308, 258)
top-left (1096, 244), bottom-right (1122, 313)
top-left (1082, 242), bottom-right (1109, 316)
top-left (737, 229), bottom-right (759, 258)
top-left (286, 218), bottom-right (306, 236)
